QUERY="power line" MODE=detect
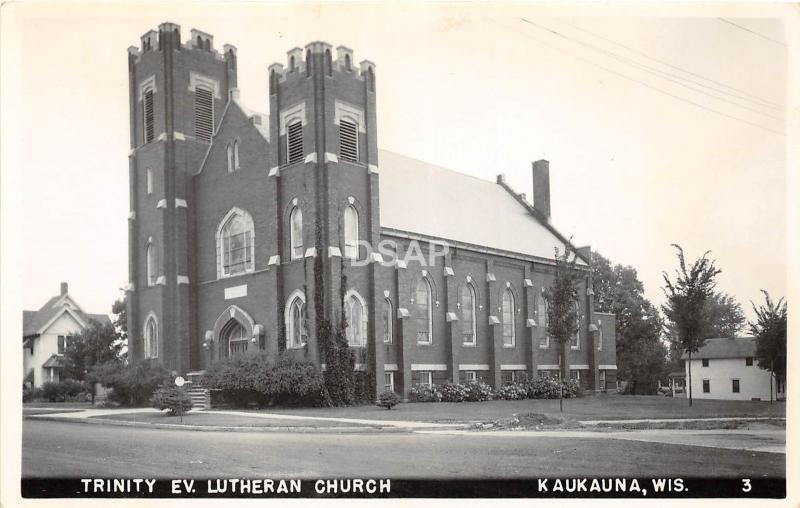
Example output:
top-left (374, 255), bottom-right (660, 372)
top-left (520, 18), bottom-right (783, 121)
top-left (718, 18), bottom-right (787, 48)
top-left (490, 19), bottom-right (784, 136)
top-left (553, 18), bottom-right (785, 110)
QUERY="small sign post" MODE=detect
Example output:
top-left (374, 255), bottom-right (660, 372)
top-left (174, 376), bottom-right (185, 424)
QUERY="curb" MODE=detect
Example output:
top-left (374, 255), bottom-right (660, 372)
top-left (24, 414), bottom-right (415, 434)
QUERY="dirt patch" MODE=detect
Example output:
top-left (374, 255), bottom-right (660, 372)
top-left (584, 419), bottom-right (786, 432)
top-left (470, 412), bottom-right (583, 431)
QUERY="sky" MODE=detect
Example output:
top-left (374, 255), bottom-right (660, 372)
top-left (3, 1), bottom-right (794, 323)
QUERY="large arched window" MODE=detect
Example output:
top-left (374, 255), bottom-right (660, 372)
top-left (502, 288), bottom-right (516, 347)
top-left (415, 278), bottom-right (433, 344)
top-left (287, 293), bottom-right (307, 348)
top-left (461, 282), bottom-right (477, 346)
top-left (217, 208), bottom-right (254, 277)
top-left (538, 295), bottom-right (549, 348)
top-left (343, 205), bottom-right (359, 259)
top-left (146, 240), bottom-right (156, 286)
top-left (223, 320), bottom-right (248, 358)
top-left (143, 314), bottom-right (158, 359)
top-left (571, 301), bottom-right (580, 349)
top-left (289, 206), bottom-right (303, 260)
top-left (344, 290), bottom-right (367, 347)
top-left (383, 298), bottom-right (393, 344)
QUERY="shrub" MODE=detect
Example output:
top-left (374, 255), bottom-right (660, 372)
top-left (526, 376), bottom-right (582, 399)
top-left (60, 379), bottom-right (88, 400)
top-left (464, 380), bottom-right (494, 402)
top-left (377, 390), bottom-right (400, 410)
top-left (150, 384), bottom-right (193, 416)
top-left (439, 382), bottom-right (468, 402)
top-left (562, 378), bottom-right (582, 398)
top-left (203, 352), bottom-right (327, 408)
top-left (495, 382), bottom-right (528, 400)
top-left (91, 360), bottom-right (171, 406)
top-left (409, 384), bottom-right (442, 402)
top-left (41, 382), bottom-right (66, 402)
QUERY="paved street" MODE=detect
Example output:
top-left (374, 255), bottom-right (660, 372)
top-left (23, 420), bottom-right (784, 479)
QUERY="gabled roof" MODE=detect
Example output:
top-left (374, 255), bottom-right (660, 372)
top-left (681, 337), bottom-right (757, 360)
top-left (23, 288), bottom-right (111, 337)
top-left (378, 150), bottom-right (587, 265)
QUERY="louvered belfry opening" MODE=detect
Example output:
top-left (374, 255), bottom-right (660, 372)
top-left (143, 88), bottom-right (155, 143)
top-left (339, 119), bottom-right (358, 162)
top-left (286, 120), bottom-right (304, 164)
top-left (194, 86), bottom-right (214, 142)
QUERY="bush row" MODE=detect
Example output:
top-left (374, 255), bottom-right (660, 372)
top-left (409, 377), bottom-right (582, 403)
top-left (24, 380), bottom-right (90, 402)
top-left (202, 352), bottom-right (327, 407)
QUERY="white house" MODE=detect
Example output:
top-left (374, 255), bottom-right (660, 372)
top-left (23, 282), bottom-right (111, 388)
top-left (682, 337), bottom-right (785, 401)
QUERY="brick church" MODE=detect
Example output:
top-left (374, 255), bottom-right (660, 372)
top-left (126, 22), bottom-right (618, 399)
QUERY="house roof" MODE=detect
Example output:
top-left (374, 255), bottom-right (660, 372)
top-left (42, 354), bottom-right (65, 369)
top-left (681, 337), bottom-right (757, 360)
top-left (378, 150), bottom-right (587, 265)
top-left (23, 287), bottom-right (111, 337)
top-left (667, 370), bottom-right (685, 378)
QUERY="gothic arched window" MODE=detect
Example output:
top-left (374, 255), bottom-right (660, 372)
top-left (146, 240), bottom-right (156, 287)
top-left (344, 291), bottom-right (366, 347)
top-left (144, 315), bottom-right (158, 359)
top-left (287, 293), bottom-right (307, 348)
top-left (223, 320), bottom-right (248, 358)
top-left (571, 301), bottom-right (581, 349)
top-left (343, 205), bottom-right (359, 259)
top-left (217, 209), bottom-right (254, 277)
top-left (383, 298), bottom-right (393, 344)
top-left (461, 282), bottom-right (477, 346)
top-left (415, 278), bottom-right (433, 344)
top-left (233, 140), bottom-right (240, 170)
top-left (290, 206), bottom-right (303, 260)
top-left (538, 295), bottom-right (549, 348)
top-left (502, 288), bottom-right (516, 347)
top-left (226, 143), bottom-right (234, 172)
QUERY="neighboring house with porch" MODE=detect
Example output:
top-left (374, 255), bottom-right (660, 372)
top-left (23, 282), bottom-right (111, 388)
top-left (681, 337), bottom-right (785, 401)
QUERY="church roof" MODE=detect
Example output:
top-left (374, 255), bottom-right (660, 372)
top-left (378, 150), bottom-right (587, 265)
top-left (680, 337), bottom-right (757, 360)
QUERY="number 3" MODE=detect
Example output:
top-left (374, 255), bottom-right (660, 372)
top-left (742, 479), bottom-right (752, 492)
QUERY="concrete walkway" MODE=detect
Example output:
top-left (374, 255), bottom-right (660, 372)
top-left (416, 428), bottom-right (786, 454)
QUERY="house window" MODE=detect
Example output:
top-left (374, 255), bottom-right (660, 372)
top-left (146, 241), bottom-right (156, 286)
top-left (383, 298), bottom-right (393, 344)
top-left (384, 372), bottom-right (395, 393)
top-left (146, 168), bottom-right (153, 195)
top-left (233, 140), bottom-right (240, 170)
top-left (144, 315), bottom-right (158, 359)
top-left (417, 371), bottom-right (433, 387)
top-left (142, 86), bottom-right (154, 144)
top-left (461, 283), bottom-right (477, 346)
top-left (732, 379), bottom-right (740, 393)
top-left (599, 370), bottom-right (606, 390)
top-left (286, 120), bottom-right (304, 164)
top-left (570, 370), bottom-right (581, 381)
top-left (224, 320), bottom-right (248, 358)
top-left (287, 294), bottom-right (307, 348)
top-left (702, 379), bottom-right (710, 393)
top-left (702, 358), bottom-right (709, 367)
top-left (194, 85), bottom-right (214, 142)
top-left (502, 288), bottom-right (515, 347)
top-left (343, 205), bottom-right (359, 259)
top-left (218, 209), bottom-right (254, 277)
top-left (339, 118), bottom-right (359, 162)
top-left (463, 371), bottom-right (477, 382)
top-left (344, 291), bottom-right (366, 347)
top-left (746, 357), bottom-right (753, 366)
top-left (570, 301), bottom-right (580, 349)
top-left (415, 278), bottom-right (433, 344)
top-left (289, 206), bottom-right (303, 260)
top-left (57, 335), bottom-right (67, 354)
top-left (538, 296), bottom-right (549, 348)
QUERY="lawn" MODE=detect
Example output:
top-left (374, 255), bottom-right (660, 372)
top-left (237, 393), bottom-right (786, 424)
top-left (91, 411), bottom-right (375, 428)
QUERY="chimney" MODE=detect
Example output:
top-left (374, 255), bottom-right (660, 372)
top-left (60, 282), bottom-right (68, 296)
top-left (532, 160), bottom-right (551, 221)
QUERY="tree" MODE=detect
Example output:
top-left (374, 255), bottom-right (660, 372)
top-left (112, 297), bottom-right (128, 350)
top-left (591, 252), bottom-right (666, 394)
top-left (703, 292), bottom-right (746, 338)
top-left (63, 320), bottom-right (123, 385)
top-left (750, 290), bottom-right (786, 403)
top-left (661, 245), bottom-right (721, 406)
top-left (545, 246), bottom-right (583, 381)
